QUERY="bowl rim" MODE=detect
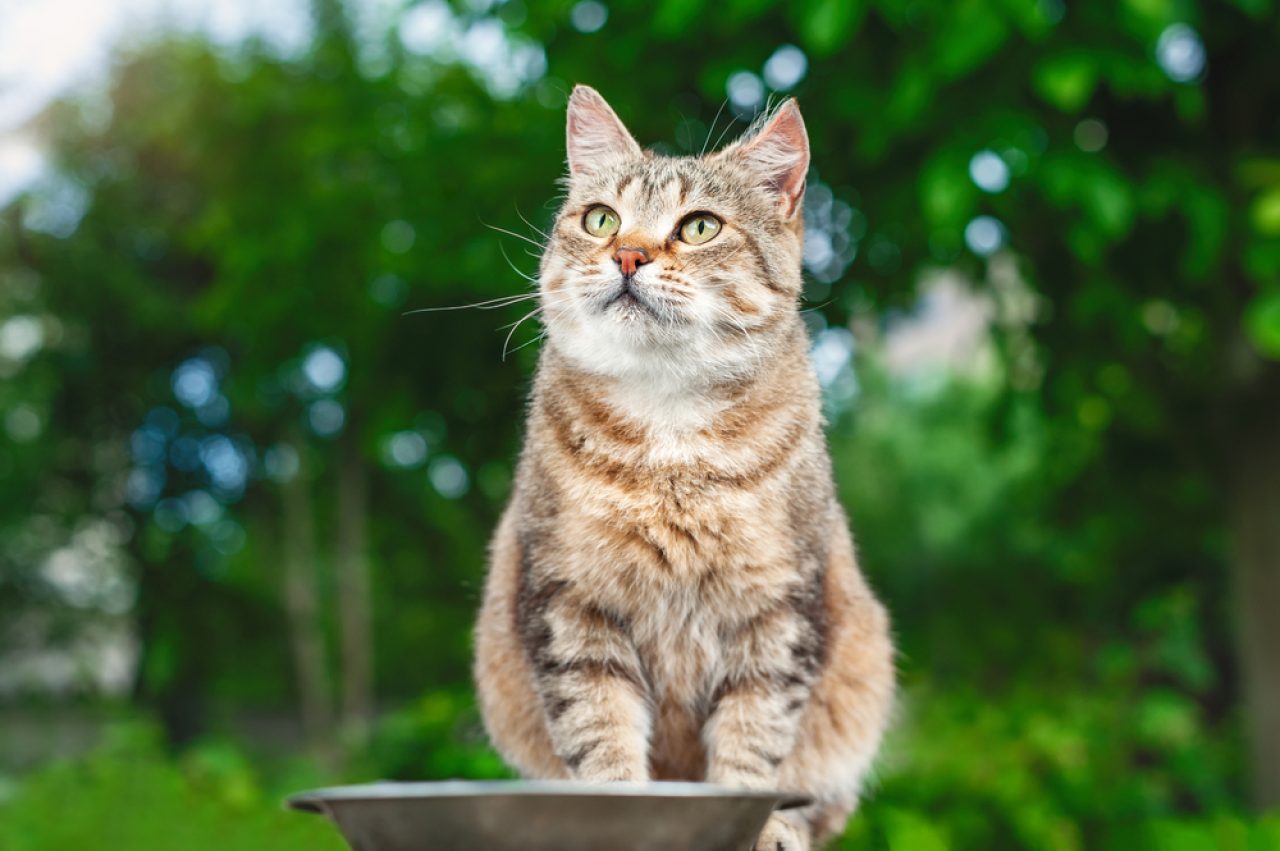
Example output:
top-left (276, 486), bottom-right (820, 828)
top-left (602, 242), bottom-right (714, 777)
top-left (286, 780), bottom-right (812, 814)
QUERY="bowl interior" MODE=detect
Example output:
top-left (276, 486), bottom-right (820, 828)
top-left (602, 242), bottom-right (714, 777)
top-left (287, 780), bottom-right (810, 851)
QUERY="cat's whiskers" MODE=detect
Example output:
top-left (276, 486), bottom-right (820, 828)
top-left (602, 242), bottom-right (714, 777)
top-left (506, 329), bottom-right (549, 356)
top-left (645, 290), bottom-right (695, 313)
top-left (800, 298), bottom-right (836, 313)
top-left (402, 292), bottom-right (540, 315)
top-left (710, 108), bottom-right (743, 153)
top-left (481, 219), bottom-right (547, 251)
top-left (497, 242), bottom-right (542, 285)
top-left (402, 237), bottom-right (577, 316)
top-left (706, 300), bottom-right (750, 334)
top-left (706, 301), bottom-right (768, 375)
top-left (700, 98), bottom-right (730, 157)
top-left (514, 205), bottom-right (552, 242)
top-left (561, 260), bottom-right (604, 277)
top-left (502, 304), bottom-right (548, 361)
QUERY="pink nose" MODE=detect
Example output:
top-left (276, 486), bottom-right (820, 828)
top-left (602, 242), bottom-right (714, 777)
top-left (613, 248), bottom-right (650, 277)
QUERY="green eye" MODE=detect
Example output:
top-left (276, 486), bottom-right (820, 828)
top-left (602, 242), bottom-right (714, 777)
top-left (678, 213), bottom-right (721, 245)
top-left (583, 206), bottom-right (620, 237)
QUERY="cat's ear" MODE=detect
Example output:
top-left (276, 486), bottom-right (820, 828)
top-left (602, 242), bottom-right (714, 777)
top-left (566, 85), bottom-right (642, 176)
top-left (725, 99), bottom-right (809, 218)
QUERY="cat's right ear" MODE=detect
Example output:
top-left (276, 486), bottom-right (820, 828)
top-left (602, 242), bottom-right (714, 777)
top-left (723, 99), bottom-right (809, 219)
top-left (566, 85), bottom-right (642, 176)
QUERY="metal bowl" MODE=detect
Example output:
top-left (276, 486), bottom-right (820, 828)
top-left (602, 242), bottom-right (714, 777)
top-left (286, 780), bottom-right (810, 851)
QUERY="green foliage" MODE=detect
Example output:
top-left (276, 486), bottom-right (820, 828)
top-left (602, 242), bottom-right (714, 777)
top-left (0, 726), bottom-right (343, 851)
top-left (793, 0), bottom-right (868, 57)
top-left (365, 690), bottom-right (511, 781)
top-left (824, 360), bottom-right (1272, 846)
top-left (839, 687), bottom-right (1280, 850)
top-left (1245, 291), bottom-right (1280, 357)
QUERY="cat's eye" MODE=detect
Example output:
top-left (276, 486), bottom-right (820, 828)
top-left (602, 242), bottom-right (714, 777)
top-left (583, 206), bottom-right (621, 238)
top-left (678, 213), bottom-right (722, 245)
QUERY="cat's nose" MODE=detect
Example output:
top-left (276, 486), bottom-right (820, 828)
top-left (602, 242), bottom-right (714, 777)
top-left (613, 247), bottom-right (650, 277)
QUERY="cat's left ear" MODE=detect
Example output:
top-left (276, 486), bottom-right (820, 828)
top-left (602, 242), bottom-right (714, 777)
top-left (566, 85), bottom-right (643, 176)
top-left (726, 99), bottom-right (809, 219)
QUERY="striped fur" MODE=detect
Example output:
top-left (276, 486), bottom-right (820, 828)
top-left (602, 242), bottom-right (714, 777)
top-left (474, 87), bottom-right (895, 850)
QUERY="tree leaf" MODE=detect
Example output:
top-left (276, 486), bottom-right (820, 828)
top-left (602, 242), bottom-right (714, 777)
top-left (795, 0), bottom-right (867, 57)
top-left (653, 0), bottom-right (708, 37)
top-left (1244, 290), bottom-right (1280, 358)
top-left (1033, 53), bottom-right (1099, 112)
top-left (1250, 187), bottom-right (1280, 236)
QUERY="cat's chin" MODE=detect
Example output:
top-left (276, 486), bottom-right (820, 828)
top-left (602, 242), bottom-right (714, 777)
top-left (548, 318), bottom-right (753, 388)
top-left (554, 323), bottom-right (676, 375)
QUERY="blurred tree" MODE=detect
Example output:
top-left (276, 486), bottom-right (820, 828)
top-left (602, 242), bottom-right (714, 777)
top-left (5, 19), bottom-right (550, 756)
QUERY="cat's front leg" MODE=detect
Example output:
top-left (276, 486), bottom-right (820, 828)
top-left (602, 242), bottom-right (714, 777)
top-left (704, 672), bottom-right (814, 851)
top-left (704, 603), bottom-right (818, 850)
top-left (522, 584), bottom-right (652, 782)
top-left (704, 600), bottom-right (816, 789)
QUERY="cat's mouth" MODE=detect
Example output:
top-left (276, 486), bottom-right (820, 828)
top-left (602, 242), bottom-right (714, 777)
top-left (603, 282), bottom-right (657, 317)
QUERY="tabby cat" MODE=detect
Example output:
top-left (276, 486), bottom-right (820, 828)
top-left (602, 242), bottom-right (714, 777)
top-left (474, 86), bottom-right (895, 850)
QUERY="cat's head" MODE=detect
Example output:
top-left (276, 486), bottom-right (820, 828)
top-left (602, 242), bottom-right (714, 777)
top-left (538, 85), bottom-right (809, 384)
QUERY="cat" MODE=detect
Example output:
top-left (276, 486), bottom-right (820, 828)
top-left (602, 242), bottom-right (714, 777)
top-left (473, 85), bottom-right (896, 851)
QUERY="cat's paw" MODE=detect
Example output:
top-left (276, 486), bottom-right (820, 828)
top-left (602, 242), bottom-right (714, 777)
top-left (753, 813), bottom-right (808, 851)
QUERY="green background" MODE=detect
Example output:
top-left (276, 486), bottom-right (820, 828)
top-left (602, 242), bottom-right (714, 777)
top-left (2, 0), bottom-right (1280, 848)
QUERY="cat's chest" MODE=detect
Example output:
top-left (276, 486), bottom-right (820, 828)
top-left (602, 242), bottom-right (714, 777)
top-left (543, 374), bottom-right (803, 694)
top-left (556, 426), bottom-right (798, 614)
top-left (570, 496), bottom-right (795, 697)
top-left (633, 593), bottom-right (723, 704)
